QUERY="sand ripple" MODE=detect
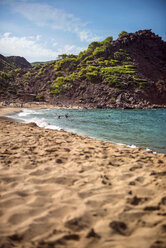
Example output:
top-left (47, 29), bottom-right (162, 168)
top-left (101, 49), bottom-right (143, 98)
top-left (0, 118), bottom-right (166, 248)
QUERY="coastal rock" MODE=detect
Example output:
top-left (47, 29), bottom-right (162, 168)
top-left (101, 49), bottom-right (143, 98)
top-left (0, 29), bottom-right (166, 109)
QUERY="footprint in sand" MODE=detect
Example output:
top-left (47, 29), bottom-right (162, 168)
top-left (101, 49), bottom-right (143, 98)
top-left (150, 240), bottom-right (166, 248)
top-left (127, 195), bottom-right (149, 205)
top-left (100, 174), bottom-right (112, 185)
top-left (86, 228), bottom-right (101, 239)
top-left (129, 165), bottom-right (142, 171)
top-left (109, 221), bottom-right (130, 236)
top-left (144, 205), bottom-right (160, 211)
top-left (65, 215), bottom-right (90, 232)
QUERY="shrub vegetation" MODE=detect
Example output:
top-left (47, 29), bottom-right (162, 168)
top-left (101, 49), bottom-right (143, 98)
top-left (118, 31), bottom-right (128, 38)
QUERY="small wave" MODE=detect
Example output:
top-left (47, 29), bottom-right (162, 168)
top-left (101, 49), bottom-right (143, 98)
top-left (146, 148), bottom-right (151, 152)
top-left (24, 117), bottom-right (61, 130)
top-left (127, 144), bottom-right (137, 148)
top-left (18, 108), bottom-right (38, 117)
top-left (117, 143), bottom-right (137, 148)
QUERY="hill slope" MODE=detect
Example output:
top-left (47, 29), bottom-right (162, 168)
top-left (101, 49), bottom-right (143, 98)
top-left (0, 54), bottom-right (31, 72)
top-left (0, 29), bottom-right (166, 108)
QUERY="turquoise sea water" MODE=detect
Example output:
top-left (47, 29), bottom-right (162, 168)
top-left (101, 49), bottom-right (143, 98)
top-left (8, 108), bottom-right (166, 154)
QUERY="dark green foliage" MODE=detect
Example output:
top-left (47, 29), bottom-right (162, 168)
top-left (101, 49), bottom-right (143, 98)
top-left (33, 64), bottom-right (41, 69)
top-left (86, 70), bottom-right (100, 82)
top-left (93, 46), bottom-right (106, 57)
top-left (77, 68), bottom-right (87, 79)
top-left (114, 49), bottom-right (130, 61)
top-left (0, 71), bottom-right (13, 84)
top-left (14, 68), bottom-right (21, 72)
top-left (100, 65), bottom-right (136, 87)
top-left (54, 57), bottom-right (78, 71)
top-left (58, 54), bottom-right (77, 60)
top-left (110, 98), bottom-right (116, 103)
top-left (86, 66), bottom-right (100, 72)
top-left (56, 71), bottom-right (63, 77)
top-left (23, 71), bottom-right (33, 81)
top-left (102, 74), bottom-right (121, 87)
top-left (78, 46), bottom-right (95, 61)
top-left (98, 57), bottom-right (105, 61)
top-left (124, 64), bottom-right (136, 69)
top-left (77, 66), bottom-right (100, 82)
top-left (78, 36), bottom-right (113, 61)
top-left (118, 31), bottom-right (128, 38)
top-left (101, 68), bottom-right (121, 87)
top-left (138, 82), bottom-right (148, 88)
top-left (79, 85), bottom-right (86, 90)
top-left (88, 41), bottom-right (102, 51)
top-left (50, 76), bottom-right (73, 95)
top-left (86, 66), bottom-right (100, 82)
top-left (83, 55), bottom-right (94, 63)
top-left (109, 59), bottom-right (119, 66)
top-left (102, 36), bottom-right (113, 47)
top-left (157, 80), bottom-right (165, 85)
top-left (133, 77), bottom-right (148, 88)
top-left (98, 59), bottom-right (119, 67)
top-left (101, 66), bottom-right (136, 75)
top-left (133, 77), bottom-right (147, 82)
top-left (86, 60), bottom-right (94, 64)
top-left (38, 66), bottom-right (47, 76)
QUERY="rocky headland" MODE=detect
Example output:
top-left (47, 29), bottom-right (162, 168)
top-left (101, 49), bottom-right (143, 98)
top-left (0, 29), bottom-right (166, 109)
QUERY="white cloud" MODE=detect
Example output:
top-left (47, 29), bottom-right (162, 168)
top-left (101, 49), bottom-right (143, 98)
top-left (52, 42), bottom-right (58, 47)
top-left (0, 33), bottom-right (85, 62)
top-left (13, 2), bottom-right (101, 42)
top-left (36, 35), bottom-right (41, 41)
top-left (57, 44), bottom-right (86, 55)
top-left (0, 33), bottom-right (59, 62)
top-left (3, 32), bottom-right (11, 38)
top-left (78, 30), bottom-right (101, 42)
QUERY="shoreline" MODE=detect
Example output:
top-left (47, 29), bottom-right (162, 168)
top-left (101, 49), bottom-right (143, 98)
top-left (0, 106), bottom-right (166, 248)
top-left (1, 106), bottom-right (165, 155)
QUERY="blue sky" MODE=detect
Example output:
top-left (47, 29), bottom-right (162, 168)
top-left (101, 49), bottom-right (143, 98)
top-left (0, 0), bottom-right (165, 62)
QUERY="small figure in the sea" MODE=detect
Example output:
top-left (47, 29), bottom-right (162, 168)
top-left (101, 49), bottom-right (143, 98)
top-left (108, 115), bottom-right (111, 118)
top-left (65, 114), bottom-right (69, 118)
top-left (58, 115), bottom-right (61, 119)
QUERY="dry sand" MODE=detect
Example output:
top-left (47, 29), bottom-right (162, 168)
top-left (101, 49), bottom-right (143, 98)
top-left (0, 107), bottom-right (166, 248)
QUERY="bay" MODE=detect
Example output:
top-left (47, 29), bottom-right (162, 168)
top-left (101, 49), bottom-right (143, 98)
top-left (9, 108), bottom-right (166, 154)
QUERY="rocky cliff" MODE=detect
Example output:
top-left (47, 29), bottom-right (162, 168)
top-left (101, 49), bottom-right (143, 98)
top-left (0, 30), bottom-right (166, 108)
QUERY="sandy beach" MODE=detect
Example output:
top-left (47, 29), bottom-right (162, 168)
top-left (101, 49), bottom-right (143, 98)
top-left (0, 107), bottom-right (166, 248)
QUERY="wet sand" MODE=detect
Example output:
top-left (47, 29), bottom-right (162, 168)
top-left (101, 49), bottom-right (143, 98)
top-left (0, 107), bottom-right (166, 248)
